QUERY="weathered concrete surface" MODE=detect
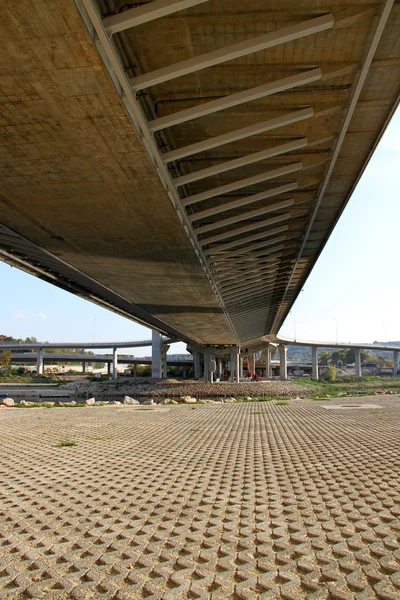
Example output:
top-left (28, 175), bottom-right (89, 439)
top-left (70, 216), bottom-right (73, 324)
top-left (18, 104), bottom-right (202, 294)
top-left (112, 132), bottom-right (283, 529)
top-left (0, 0), bottom-right (236, 345)
top-left (0, 398), bottom-right (399, 598)
top-left (0, 1), bottom-right (399, 346)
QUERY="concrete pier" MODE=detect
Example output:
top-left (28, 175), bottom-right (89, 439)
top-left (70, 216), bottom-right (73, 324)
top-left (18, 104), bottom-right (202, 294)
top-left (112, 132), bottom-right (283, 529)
top-left (278, 344), bottom-right (287, 380)
top-left (230, 347), bottom-right (240, 383)
top-left (394, 350), bottom-right (399, 377)
top-left (312, 346), bottom-right (319, 380)
top-left (112, 347), bottom-right (118, 380)
top-left (248, 354), bottom-right (256, 375)
top-left (355, 348), bottom-right (362, 377)
top-left (36, 349), bottom-right (44, 375)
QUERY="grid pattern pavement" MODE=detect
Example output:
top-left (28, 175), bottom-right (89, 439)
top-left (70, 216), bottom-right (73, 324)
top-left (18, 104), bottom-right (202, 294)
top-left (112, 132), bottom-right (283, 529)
top-left (0, 399), bottom-right (399, 599)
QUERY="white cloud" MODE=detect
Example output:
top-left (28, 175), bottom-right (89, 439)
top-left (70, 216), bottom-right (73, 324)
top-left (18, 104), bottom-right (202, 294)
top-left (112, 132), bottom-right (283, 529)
top-left (38, 313), bottom-right (47, 320)
top-left (13, 310), bottom-right (27, 320)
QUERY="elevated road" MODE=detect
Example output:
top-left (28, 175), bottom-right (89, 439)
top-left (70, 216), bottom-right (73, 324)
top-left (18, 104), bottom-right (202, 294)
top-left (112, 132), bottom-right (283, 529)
top-left (0, 0), bottom-right (398, 349)
top-left (0, 340), bottom-right (153, 351)
top-left (10, 352), bottom-right (193, 366)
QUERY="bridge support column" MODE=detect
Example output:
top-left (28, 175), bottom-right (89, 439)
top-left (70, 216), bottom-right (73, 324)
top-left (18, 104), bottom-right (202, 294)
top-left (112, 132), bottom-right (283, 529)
top-left (312, 347), bottom-right (319, 380)
top-left (394, 351), bottom-right (399, 377)
top-left (152, 331), bottom-right (169, 378)
top-left (265, 344), bottom-right (273, 379)
top-left (37, 349), bottom-right (44, 375)
top-left (204, 347), bottom-right (215, 383)
top-left (239, 358), bottom-right (243, 379)
top-left (112, 347), bottom-right (118, 380)
top-left (133, 363), bottom-right (137, 378)
top-left (82, 361), bottom-right (86, 374)
top-left (248, 353), bottom-right (256, 375)
top-left (182, 365), bottom-right (187, 379)
top-left (107, 362), bottom-right (111, 377)
top-left (193, 351), bottom-right (202, 378)
top-left (355, 348), bottom-right (362, 377)
top-left (278, 344), bottom-right (287, 380)
top-left (230, 347), bottom-right (240, 383)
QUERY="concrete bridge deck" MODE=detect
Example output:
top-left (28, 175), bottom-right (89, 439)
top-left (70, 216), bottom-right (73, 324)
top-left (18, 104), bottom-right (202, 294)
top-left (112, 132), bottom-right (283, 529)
top-left (0, 0), bottom-right (398, 348)
top-left (0, 398), bottom-right (399, 599)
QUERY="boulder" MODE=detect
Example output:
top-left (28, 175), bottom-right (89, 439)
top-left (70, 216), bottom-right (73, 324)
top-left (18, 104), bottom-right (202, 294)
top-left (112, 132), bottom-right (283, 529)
top-left (109, 401), bottom-right (122, 405)
top-left (224, 398), bottom-right (236, 403)
top-left (124, 396), bottom-right (139, 405)
top-left (142, 399), bottom-right (155, 406)
top-left (1, 397), bottom-right (14, 407)
top-left (86, 398), bottom-right (96, 406)
top-left (178, 396), bottom-right (197, 404)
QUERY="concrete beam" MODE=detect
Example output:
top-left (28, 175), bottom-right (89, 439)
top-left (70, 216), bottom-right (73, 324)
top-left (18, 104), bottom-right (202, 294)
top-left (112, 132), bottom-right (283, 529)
top-left (175, 138), bottom-right (307, 187)
top-left (148, 69), bottom-right (322, 131)
top-left (189, 182), bottom-right (298, 224)
top-left (103, 0), bottom-right (210, 35)
top-left (133, 15), bottom-right (333, 90)
top-left (205, 227), bottom-right (287, 256)
top-left (200, 213), bottom-right (291, 247)
top-left (183, 162), bottom-right (303, 206)
top-left (207, 242), bottom-right (286, 264)
top-left (162, 108), bottom-right (314, 162)
top-left (196, 198), bottom-right (295, 236)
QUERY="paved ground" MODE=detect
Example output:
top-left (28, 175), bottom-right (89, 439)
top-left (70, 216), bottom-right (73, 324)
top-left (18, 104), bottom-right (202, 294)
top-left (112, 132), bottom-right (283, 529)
top-left (0, 397), bottom-right (399, 599)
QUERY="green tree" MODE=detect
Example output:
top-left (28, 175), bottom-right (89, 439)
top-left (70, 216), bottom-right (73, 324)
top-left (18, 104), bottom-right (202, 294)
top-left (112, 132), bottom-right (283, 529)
top-left (319, 350), bottom-right (331, 366)
top-left (0, 350), bottom-right (12, 369)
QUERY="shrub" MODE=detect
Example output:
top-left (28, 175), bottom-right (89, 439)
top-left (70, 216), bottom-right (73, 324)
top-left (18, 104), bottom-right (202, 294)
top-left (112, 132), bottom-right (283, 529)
top-left (325, 365), bottom-right (336, 382)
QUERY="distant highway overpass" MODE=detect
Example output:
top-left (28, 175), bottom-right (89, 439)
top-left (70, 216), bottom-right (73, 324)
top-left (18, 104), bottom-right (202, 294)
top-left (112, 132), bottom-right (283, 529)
top-left (0, 0), bottom-right (398, 366)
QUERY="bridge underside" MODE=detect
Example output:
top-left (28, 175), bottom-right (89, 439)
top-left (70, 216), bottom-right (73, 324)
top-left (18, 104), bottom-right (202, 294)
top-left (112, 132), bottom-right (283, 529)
top-left (0, 0), bottom-right (398, 347)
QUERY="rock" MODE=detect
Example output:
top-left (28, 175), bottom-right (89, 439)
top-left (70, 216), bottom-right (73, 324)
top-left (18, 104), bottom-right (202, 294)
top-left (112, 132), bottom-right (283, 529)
top-left (142, 399), bottom-right (155, 405)
top-left (42, 402), bottom-right (55, 407)
top-left (224, 398), bottom-right (235, 403)
top-left (1, 397), bottom-right (14, 407)
top-left (246, 396), bottom-right (252, 401)
top-left (178, 396), bottom-right (197, 404)
top-left (86, 398), bottom-right (96, 406)
top-left (124, 396), bottom-right (139, 405)
top-left (109, 401), bottom-right (121, 405)
top-left (230, 397), bottom-right (236, 401)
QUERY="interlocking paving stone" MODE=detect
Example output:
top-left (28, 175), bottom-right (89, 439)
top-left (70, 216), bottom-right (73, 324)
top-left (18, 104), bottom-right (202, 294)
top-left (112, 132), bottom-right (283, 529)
top-left (0, 399), bottom-right (399, 599)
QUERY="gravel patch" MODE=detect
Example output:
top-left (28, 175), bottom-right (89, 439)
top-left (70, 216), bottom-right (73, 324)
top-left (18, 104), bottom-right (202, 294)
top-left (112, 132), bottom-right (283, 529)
top-left (59, 378), bottom-right (319, 399)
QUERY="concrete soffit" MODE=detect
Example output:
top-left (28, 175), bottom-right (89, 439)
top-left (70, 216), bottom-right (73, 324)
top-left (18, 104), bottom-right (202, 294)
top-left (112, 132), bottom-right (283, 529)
top-left (75, 0), bottom-right (387, 344)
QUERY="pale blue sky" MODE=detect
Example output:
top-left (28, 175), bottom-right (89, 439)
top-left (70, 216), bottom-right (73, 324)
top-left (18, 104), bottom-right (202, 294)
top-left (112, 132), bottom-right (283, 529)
top-left (0, 109), bottom-right (399, 355)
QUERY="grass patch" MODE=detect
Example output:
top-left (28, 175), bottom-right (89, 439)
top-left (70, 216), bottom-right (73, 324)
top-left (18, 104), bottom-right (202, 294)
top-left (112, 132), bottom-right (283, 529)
top-left (275, 401), bottom-right (289, 406)
top-left (57, 440), bottom-right (77, 448)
